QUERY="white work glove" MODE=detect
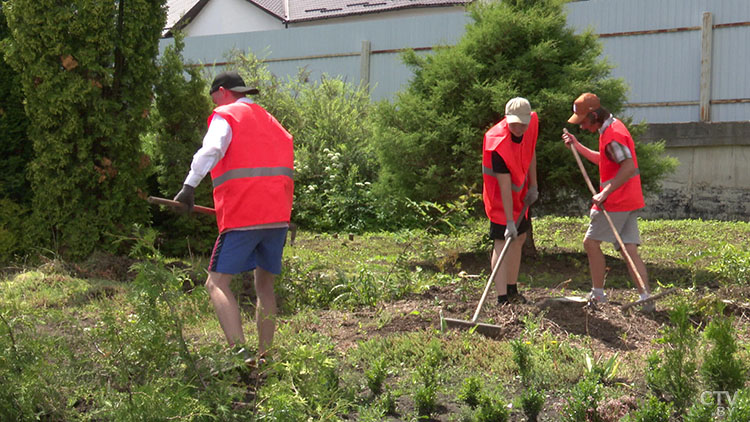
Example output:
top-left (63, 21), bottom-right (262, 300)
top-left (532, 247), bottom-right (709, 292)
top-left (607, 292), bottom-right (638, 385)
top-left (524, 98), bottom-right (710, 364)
top-left (524, 186), bottom-right (538, 206)
top-left (504, 221), bottom-right (518, 240)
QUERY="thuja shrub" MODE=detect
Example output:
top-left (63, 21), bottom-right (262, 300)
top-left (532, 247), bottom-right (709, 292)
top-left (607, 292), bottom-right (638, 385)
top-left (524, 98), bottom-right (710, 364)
top-left (561, 376), bottom-right (603, 422)
top-left (145, 31), bottom-right (215, 257)
top-left (646, 302), bottom-right (699, 413)
top-left (2, 0), bottom-right (166, 259)
top-left (701, 312), bottom-right (746, 393)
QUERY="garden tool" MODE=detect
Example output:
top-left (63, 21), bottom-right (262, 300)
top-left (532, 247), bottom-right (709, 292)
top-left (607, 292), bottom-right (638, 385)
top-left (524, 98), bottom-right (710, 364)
top-left (562, 128), bottom-right (676, 312)
top-left (147, 196), bottom-right (216, 215)
top-left (441, 204), bottom-right (529, 337)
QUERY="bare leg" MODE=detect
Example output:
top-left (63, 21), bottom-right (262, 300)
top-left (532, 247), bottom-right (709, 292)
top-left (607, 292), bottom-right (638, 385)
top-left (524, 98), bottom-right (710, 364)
top-left (205, 271), bottom-right (244, 347)
top-left (493, 232), bottom-right (527, 297)
top-left (254, 267), bottom-right (277, 357)
top-left (583, 237), bottom-right (606, 289)
top-left (620, 244), bottom-right (650, 294)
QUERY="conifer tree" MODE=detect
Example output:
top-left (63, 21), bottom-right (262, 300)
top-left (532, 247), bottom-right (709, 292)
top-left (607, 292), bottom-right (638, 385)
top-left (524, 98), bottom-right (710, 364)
top-left (374, 0), bottom-right (676, 213)
top-left (2, 0), bottom-right (167, 258)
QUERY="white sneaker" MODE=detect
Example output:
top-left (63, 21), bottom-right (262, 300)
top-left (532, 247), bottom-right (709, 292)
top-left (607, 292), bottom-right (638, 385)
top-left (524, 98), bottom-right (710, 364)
top-left (586, 290), bottom-right (608, 304)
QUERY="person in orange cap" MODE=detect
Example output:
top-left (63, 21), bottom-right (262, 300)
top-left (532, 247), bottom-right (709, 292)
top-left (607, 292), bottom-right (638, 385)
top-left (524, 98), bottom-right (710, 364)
top-left (482, 97), bottom-right (539, 305)
top-left (561, 93), bottom-right (653, 311)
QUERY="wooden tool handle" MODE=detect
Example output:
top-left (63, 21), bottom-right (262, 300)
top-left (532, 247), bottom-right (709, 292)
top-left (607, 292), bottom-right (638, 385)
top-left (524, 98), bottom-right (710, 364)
top-left (147, 196), bottom-right (216, 216)
top-left (563, 129), bottom-right (647, 293)
top-left (472, 203), bottom-right (530, 323)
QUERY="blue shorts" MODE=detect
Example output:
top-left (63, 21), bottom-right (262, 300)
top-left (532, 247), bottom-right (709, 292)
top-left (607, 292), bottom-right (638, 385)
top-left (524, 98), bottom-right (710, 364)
top-left (208, 228), bottom-right (288, 275)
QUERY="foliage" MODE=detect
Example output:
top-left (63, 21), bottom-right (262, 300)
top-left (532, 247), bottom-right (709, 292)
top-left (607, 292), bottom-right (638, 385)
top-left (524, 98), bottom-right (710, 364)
top-left (365, 356), bottom-right (388, 396)
top-left (511, 337), bottom-right (534, 386)
top-left (705, 243), bottom-right (750, 285)
top-left (144, 31), bottom-right (215, 256)
top-left (583, 351), bottom-right (619, 385)
top-left (683, 398), bottom-right (716, 422)
top-left (373, 0), bottom-right (676, 214)
top-left (413, 340), bottom-right (444, 416)
top-left (232, 51), bottom-right (381, 232)
top-left (645, 302), bottom-right (699, 413)
top-left (2, 0), bottom-right (167, 259)
top-left (0, 198), bottom-right (29, 265)
top-left (623, 396), bottom-right (672, 422)
top-left (727, 389), bottom-right (750, 422)
top-left (0, 5), bottom-right (31, 206)
top-left (561, 376), bottom-right (602, 422)
top-left (520, 386), bottom-right (545, 422)
top-left (700, 311), bottom-right (746, 392)
top-left (475, 395), bottom-right (510, 422)
top-left (459, 375), bottom-right (484, 408)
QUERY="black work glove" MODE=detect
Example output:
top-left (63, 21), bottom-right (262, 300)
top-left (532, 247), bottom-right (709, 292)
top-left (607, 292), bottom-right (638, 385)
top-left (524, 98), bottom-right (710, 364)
top-left (173, 184), bottom-right (195, 214)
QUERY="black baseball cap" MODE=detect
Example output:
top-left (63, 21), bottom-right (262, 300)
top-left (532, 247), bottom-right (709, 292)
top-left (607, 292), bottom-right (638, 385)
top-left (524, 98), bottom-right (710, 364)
top-left (209, 71), bottom-right (259, 95)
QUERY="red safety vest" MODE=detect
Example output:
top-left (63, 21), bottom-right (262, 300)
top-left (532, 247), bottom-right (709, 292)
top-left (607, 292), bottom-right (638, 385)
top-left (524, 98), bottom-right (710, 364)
top-left (209, 102), bottom-right (294, 232)
top-left (482, 112), bottom-right (538, 225)
top-left (596, 119), bottom-right (644, 212)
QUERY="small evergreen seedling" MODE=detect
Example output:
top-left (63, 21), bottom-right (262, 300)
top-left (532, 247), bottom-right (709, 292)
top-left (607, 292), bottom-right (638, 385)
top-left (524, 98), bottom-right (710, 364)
top-left (625, 396), bottom-right (672, 422)
top-left (458, 376), bottom-right (483, 408)
top-left (365, 357), bottom-right (388, 396)
top-left (521, 386), bottom-right (545, 422)
top-left (701, 312), bottom-right (746, 393)
top-left (475, 395), bottom-right (509, 422)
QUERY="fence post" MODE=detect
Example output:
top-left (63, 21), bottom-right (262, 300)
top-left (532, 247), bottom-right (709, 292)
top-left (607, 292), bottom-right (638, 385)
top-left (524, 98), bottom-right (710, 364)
top-left (360, 40), bottom-right (371, 89)
top-left (700, 11), bottom-right (713, 122)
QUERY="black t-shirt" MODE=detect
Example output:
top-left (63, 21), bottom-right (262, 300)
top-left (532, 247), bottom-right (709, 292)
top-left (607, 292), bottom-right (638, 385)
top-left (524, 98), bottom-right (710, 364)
top-left (491, 132), bottom-right (523, 174)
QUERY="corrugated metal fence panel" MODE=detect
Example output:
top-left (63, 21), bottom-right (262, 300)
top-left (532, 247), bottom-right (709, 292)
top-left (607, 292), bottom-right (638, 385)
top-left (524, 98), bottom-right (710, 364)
top-left (162, 11), bottom-right (470, 101)
top-left (166, 1), bottom-right (750, 123)
top-left (566, 0), bottom-right (750, 123)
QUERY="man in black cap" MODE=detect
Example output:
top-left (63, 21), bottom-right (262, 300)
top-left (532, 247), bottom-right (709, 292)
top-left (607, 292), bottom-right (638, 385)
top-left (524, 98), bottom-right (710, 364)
top-left (174, 71), bottom-right (294, 364)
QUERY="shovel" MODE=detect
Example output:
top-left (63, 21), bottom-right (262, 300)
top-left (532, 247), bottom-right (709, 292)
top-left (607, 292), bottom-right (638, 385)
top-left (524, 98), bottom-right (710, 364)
top-left (441, 204), bottom-right (529, 337)
top-left (563, 128), bottom-right (676, 311)
top-left (147, 196), bottom-right (216, 215)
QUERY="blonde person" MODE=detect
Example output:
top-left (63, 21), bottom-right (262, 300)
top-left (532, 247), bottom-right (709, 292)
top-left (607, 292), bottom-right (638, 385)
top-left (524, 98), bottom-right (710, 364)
top-left (482, 97), bottom-right (539, 305)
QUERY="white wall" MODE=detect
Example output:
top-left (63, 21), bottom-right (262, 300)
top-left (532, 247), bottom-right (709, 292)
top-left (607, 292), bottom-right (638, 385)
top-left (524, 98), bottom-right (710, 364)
top-left (184, 0), bottom-right (282, 37)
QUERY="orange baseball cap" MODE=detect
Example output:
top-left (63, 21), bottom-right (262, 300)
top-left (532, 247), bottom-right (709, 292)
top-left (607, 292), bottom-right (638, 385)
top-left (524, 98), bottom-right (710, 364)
top-left (568, 93), bottom-right (600, 124)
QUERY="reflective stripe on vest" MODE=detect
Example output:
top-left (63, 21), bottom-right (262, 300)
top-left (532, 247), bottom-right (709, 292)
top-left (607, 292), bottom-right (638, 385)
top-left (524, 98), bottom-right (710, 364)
top-left (212, 166), bottom-right (294, 188)
top-left (482, 165), bottom-right (526, 192)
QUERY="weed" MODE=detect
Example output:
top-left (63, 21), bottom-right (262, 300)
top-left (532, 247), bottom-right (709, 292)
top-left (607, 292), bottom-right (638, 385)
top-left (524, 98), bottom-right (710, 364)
top-left (458, 375), bottom-right (483, 408)
top-left (561, 376), bottom-right (603, 422)
top-left (622, 395), bottom-right (672, 422)
top-left (365, 357), bottom-right (388, 396)
top-left (510, 338), bottom-right (533, 386)
top-left (520, 386), bottom-right (545, 422)
top-left (684, 397), bottom-right (716, 422)
top-left (645, 301), bottom-right (699, 413)
top-left (475, 394), bottom-right (510, 422)
top-left (705, 243), bottom-right (750, 284)
top-left (727, 389), bottom-right (750, 422)
top-left (701, 311), bottom-right (747, 392)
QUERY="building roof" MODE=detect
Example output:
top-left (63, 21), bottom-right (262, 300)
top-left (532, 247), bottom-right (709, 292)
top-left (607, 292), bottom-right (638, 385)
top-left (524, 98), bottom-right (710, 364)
top-left (166, 0), bottom-right (471, 35)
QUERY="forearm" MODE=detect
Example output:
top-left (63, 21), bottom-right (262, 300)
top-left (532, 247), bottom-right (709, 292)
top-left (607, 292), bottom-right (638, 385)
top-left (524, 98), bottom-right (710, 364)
top-left (573, 141), bottom-right (600, 165)
top-left (601, 158), bottom-right (636, 197)
top-left (528, 152), bottom-right (538, 188)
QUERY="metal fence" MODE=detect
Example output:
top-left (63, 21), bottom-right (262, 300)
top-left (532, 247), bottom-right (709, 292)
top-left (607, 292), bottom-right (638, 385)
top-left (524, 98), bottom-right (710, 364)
top-left (162, 0), bottom-right (750, 124)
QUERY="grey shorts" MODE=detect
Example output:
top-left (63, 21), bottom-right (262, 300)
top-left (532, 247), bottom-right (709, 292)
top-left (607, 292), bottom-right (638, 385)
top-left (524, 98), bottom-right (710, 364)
top-left (585, 209), bottom-right (641, 250)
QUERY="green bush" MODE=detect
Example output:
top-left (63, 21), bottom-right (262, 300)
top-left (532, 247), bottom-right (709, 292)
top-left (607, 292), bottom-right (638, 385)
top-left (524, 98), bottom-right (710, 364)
top-left (562, 376), bottom-right (602, 422)
top-left (145, 31), bottom-right (215, 257)
top-left (372, 0), bottom-right (676, 213)
top-left (2, 0), bottom-right (167, 259)
top-left (701, 312), bottom-right (746, 393)
top-left (624, 396), bottom-right (672, 422)
top-left (0, 6), bottom-right (31, 206)
top-left (520, 386), bottom-right (545, 422)
top-left (476, 395), bottom-right (510, 422)
top-left (0, 198), bottom-right (29, 265)
top-left (459, 375), bottom-right (483, 408)
top-left (646, 302), bottom-right (699, 413)
top-left (727, 389), bottom-right (750, 422)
